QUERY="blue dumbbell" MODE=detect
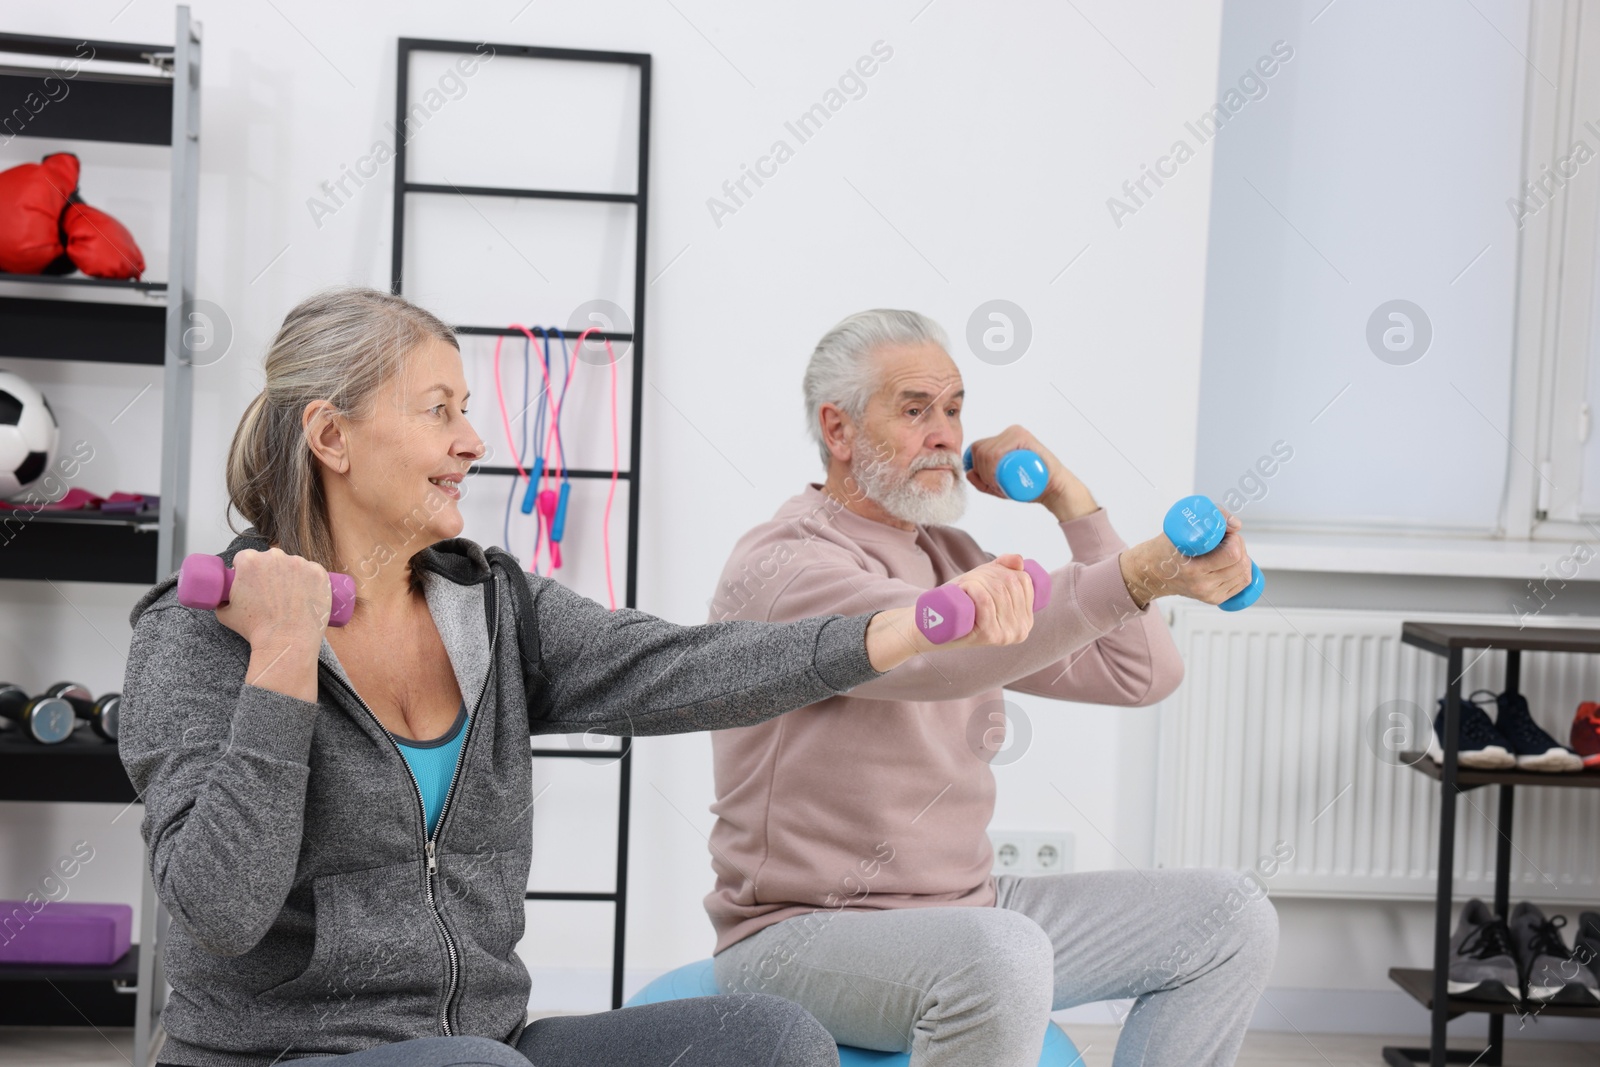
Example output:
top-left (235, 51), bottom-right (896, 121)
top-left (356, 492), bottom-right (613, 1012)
top-left (963, 446), bottom-right (1049, 503)
top-left (1162, 495), bottom-right (1263, 611)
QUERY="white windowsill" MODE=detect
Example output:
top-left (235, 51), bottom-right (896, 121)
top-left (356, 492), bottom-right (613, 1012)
top-left (1246, 531), bottom-right (1583, 581)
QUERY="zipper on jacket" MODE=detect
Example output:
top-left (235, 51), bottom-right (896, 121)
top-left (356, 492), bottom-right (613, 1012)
top-left (319, 575), bottom-right (501, 1037)
top-left (424, 598), bottom-right (498, 1032)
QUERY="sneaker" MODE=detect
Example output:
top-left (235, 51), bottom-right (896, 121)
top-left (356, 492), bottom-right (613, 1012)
top-left (1510, 901), bottom-right (1600, 1004)
top-left (1425, 693), bottom-right (1516, 769)
top-left (1447, 899), bottom-right (1519, 1002)
top-left (1577, 912), bottom-right (1600, 984)
top-left (1491, 691), bottom-right (1584, 772)
top-left (1571, 702), bottom-right (1600, 768)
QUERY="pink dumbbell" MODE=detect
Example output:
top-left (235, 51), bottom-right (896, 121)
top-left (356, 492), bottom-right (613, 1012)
top-left (915, 560), bottom-right (1052, 645)
top-left (177, 553), bottom-right (357, 627)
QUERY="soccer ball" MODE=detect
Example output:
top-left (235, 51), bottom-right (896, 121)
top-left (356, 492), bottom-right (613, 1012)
top-left (0, 371), bottom-right (59, 501)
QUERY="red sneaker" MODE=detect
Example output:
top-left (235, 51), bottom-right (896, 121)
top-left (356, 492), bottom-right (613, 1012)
top-left (1573, 702), bottom-right (1600, 768)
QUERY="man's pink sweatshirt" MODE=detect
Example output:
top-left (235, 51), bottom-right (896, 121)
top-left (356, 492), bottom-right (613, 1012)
top-left (702, 483), bottom-right (1186, 954)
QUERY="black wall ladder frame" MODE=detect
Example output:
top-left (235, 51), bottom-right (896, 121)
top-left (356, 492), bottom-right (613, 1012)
top-left (389, 37), bottom-right (651, 1012)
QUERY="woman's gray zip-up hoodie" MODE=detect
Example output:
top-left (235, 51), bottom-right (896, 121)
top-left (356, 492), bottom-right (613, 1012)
top-left (120, 529), bottom-right (886, 1067)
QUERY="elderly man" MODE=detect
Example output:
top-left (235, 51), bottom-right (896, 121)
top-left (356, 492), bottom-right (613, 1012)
top-left (702, 310), bottom-right (1278, 1067)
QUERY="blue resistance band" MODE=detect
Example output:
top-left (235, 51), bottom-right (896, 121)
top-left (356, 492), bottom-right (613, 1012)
top-left (502, 334), bottom-right (534, 553)
top-left (549, 329), bottom-right (574, 545)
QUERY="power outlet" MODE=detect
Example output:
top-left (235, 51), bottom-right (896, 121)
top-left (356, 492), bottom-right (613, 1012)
top-left (987, 829), bottom-right (1074, 877)
top-left (1033, 836), bottom-right (1069, 873)
top-left (994, 838), bottom-right (1026, 872)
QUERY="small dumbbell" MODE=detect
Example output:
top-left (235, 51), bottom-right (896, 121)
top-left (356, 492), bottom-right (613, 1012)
top-left (1162, 495), bottom-right (1264, 611)
top-left (45, 682), bottom-right (120, 742)
top-left (963, 446), bottom-right (1049, 503)
top-left (177, 553), bottom-right (357, 626)
top-left (0, 683), bottom-right (76, 744)
top-left (915, 560), bottom-right (1052, 645)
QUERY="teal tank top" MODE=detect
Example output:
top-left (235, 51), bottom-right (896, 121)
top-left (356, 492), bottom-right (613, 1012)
top-left (391, 702), bottom-right (468, 839)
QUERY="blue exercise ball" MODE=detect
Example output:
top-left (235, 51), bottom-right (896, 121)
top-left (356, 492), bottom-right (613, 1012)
top-left (627, 960), bottom-right (1081, 1066)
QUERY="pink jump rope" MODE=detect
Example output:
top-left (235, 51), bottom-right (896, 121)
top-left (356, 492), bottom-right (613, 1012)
top-left (493, 324), bottom-right (621, 610)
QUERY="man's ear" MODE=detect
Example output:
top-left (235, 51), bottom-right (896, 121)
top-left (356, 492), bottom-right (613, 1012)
top-left (304, 400), bottom-right (350, 475)
top-left (818, 403), bottom-right (855, 465)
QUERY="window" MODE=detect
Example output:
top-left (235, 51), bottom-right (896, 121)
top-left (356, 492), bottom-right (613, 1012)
top-left (1194, 0), bottom-right (1530, 536)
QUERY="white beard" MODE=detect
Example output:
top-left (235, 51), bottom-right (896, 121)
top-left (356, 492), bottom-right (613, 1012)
top-left (852, 446), bottom-right (968, 526)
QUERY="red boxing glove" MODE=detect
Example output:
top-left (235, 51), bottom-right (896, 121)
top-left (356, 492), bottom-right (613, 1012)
top-left (63, 201), bottom-right (146, 280)
top-left (0, 153), bottom-right (79, 274)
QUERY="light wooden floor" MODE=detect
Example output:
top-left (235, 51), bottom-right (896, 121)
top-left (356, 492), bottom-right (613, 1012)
top-left (1061, 1023), bottom-right (1600, 1066)
top-left (1, 1025), bottom-right (1598, 1066)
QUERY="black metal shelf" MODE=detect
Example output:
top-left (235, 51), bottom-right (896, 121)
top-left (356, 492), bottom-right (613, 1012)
top-left (392, 37), bottom-right (650, 1014)
top-left (0, 31), bottom-right (171, 67)
top-left (0, 272), bottom-right (167, 294)
top-left (1403, 622), bottom-right (1600, 657)
top-left (1388, 967), bottom-right (1600, 1020)
top-left (0, 508), bottom-right (160, 584)
top-left (1400, 756), bottom-right (1600, 791)
top-left (0, 294), bottom-right (166, 364)
top-left (0, 731), bottom-right (133, 803)
top-left (0, 944), bottom-right (140, 1027)
top-left (0, 944), bottom-right (139, 985)
top-left (0, 16), bottom-right (197, 1063)
top-left (1389, 621), bottom-right (1600, 1067)
top-left (1383, 967), bottom-right (1600, 1066)
top-left (0, 44), bottom-right (176, 360)
top-left (0, 62), bottom-right (172, 145)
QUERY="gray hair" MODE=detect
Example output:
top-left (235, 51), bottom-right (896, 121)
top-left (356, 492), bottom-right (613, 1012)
top-left (802, 309), bottom-right (948, 468)
top-left (225, 286), bottom-right (459, 578)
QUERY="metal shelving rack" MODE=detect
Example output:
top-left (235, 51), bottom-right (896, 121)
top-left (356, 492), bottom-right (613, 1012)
top-left (0, 9), bottom-right (201, 1067)
top-left (1389, 622), bottom-right (1600, 1067)
top-left (390, 37), bottom-right (650, 1011)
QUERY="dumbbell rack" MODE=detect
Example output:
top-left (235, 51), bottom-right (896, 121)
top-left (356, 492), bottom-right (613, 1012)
top-left (1388, 622), bottom-right (1600, 1067)
top-left (0, 10), bottom-right (200, 1067)
top-left (389, 38), bottom-right (650, 1011)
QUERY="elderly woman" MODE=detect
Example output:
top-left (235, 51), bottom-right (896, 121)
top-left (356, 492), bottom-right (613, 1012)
top-left (120, 288), bottom-right (1039, 1067)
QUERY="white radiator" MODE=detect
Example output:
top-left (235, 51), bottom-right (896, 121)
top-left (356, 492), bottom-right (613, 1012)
top-left (1153, 606), bottom-right (1600, 902)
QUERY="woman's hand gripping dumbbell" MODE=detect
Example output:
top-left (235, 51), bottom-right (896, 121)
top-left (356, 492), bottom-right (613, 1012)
top-left (178, 548), bottom-right (357, 704)
top-left (862, 555), bottom-right (1046, 669)
top-left (179, 550), bottom-right (357, 630)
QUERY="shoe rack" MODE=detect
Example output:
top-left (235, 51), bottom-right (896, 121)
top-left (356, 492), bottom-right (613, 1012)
top-left (1389, 621), bottom-right (1600, 1067)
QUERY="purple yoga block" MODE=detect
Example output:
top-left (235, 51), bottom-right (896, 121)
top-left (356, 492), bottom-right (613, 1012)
top-left (0, 901), bottom-right (133, 965)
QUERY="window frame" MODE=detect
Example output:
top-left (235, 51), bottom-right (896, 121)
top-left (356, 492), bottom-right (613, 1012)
top-left (1517, 0), bottom-right (1600, 539)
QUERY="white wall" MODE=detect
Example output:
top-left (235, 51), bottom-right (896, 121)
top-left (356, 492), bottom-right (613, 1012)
top-left (11, 0), bottom-right (1525, 1036)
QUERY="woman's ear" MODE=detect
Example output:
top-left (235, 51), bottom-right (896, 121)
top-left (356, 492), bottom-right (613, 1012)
top-left (304, 399), bottom-right (349, 475)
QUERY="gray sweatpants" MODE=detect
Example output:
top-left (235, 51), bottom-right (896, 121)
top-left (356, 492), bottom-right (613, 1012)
top-left (157, 993), bottom-right (839, 1067)
top-left (712, 868), bottom-right (1279, 1067)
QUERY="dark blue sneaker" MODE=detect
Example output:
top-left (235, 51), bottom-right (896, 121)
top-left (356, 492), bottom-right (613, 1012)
top-left (1492, 691), bottom-right (1584, 772)
top-left (1426, 692), bottom-right (1515, 769)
